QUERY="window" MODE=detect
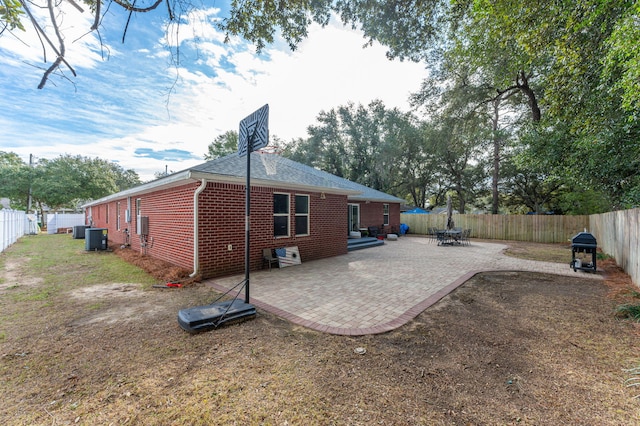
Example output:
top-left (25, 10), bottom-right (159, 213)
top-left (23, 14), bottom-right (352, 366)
top-left (135, 198), bottom-right (142, 235)
top-left (295, 194), bottom-right (309, 236)
top-left (273, 193), bottom-right (289, 237)
top-left (116, 202), bottom-right (121, 230)
top-left (105, 204), bottom-right (109, 224)
top-left (383, 204), bottom-right (389, 226)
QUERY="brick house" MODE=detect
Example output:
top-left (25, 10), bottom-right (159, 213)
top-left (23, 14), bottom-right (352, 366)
top-left (82, 153), bottom-right (403, 279)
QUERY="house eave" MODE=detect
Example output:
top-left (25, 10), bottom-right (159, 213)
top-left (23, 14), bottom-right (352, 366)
top-left (81, 171), bottom-right (193, 208)
top-left (348, 195), bottom-right (405, 203)
top-left (187, 171), bottom-right (361, 196)
top-left (81, 169), bottom-right (362, 209)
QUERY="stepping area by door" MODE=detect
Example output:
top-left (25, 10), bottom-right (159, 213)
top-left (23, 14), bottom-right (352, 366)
top-left (204, 236), bottom-right (602, 335)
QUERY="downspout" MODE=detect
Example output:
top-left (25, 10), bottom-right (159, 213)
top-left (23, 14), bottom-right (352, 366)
top-left (190, 178), bottom-right (207, 278)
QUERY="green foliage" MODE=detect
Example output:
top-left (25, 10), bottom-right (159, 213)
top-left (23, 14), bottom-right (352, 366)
top-left (0, 0), bottom-right (25, 32)
top-left (0, 152), bottom-right (33, 209)
top-left (284, 100), bottom-right (421, 197)
top-left (4, 0), bottom-right (638, 212)
top-left (556, 190), bottom-right (612, 215)
top-left (0, 152), bottom-right (141, 211)
top-left (220, 0), bottom-right (333, 52)
top-left (204, 130), bottom-right (239, 160)
top-left (615, 304), bottom-right (640, 321)
top-left (603, 2), bottom-right (640, 113)
top-left (33, 155), bottom-right (118, 209)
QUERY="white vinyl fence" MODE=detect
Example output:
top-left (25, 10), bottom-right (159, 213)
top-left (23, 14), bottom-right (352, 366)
top-left (1, 209), bottom-right (29, 253)
top-left (46, 213), bottom-right (86, 234)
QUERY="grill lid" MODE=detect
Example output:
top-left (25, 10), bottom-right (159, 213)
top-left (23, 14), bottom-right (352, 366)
top-left (571, 232), bottom-right (597, 247)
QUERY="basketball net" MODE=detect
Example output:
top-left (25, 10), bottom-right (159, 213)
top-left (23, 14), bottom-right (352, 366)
top-left (260, 152), bottom-right (278, 175)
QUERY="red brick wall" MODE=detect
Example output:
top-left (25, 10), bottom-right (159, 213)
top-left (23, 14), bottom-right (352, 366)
top-left (197, 183), bottom-right (349, 278)
top-left (357, 201), bottom-right (401, 235)
top-left (87, 181), bottom-right (350, 279)
top-left (87, 183), bottom-right (199, 272)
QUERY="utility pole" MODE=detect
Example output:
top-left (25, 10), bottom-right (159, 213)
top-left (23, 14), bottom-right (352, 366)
top-left (27, 154), bottom-right (33, 213)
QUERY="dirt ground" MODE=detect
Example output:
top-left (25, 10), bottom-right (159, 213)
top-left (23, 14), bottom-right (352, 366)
top-left (1, 237), bottom-right (640, 425)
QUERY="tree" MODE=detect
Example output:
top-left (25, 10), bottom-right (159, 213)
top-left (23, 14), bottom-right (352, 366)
top-left (0, 151), bottom-right (34, 210)
top-left (33, 155), bottom-right (117, 209)
top-left (603, 2), bottom-right (640, 114)
top-left (428, 115), bottom-right (488, 214)
top-left (0, 152), bottom-right (141, 212)
top-left (501, 157), bottom-right (565, 214)
top-left (5, 0), bottom-right (638, 209)
top-left (110, 162), bottom-right (142, 190)
top-left (204, 131), bottom-right (239, 160)
top-left (284, 100), bottom-right (417, 195)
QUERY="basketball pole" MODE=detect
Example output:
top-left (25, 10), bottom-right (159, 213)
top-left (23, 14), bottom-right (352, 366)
top-left (244, 130), bottom-right (256, 304)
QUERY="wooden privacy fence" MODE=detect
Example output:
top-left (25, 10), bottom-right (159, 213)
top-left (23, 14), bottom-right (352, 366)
top-left (400, 213), bottom-right (589, 244)
top-left (401, 210), bottom-right (640, 286)
top-left (590, 208), bottom-right (640, 288)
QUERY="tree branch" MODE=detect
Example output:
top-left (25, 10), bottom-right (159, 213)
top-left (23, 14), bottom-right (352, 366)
top-left (111, 0), bottom-right (163, 13)
top-left (18, 0), bottom-right (77, 88)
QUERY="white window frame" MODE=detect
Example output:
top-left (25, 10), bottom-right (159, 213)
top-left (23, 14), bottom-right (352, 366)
top-left (135, 198), bottom-right (142, 235)
top-left (294, 194), bottom-right (310, 236)
top-left (348, 203), bottom-right (360, 232)
top-left (116, 201), bottom-right (121, 231)
top-left (383, 203), bottom-right (389, 226)
top-left (273, 192), bottom-right (290, 238)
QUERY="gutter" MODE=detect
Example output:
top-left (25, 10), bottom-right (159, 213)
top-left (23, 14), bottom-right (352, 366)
top-left (190, 177), bottom-right (208, 278)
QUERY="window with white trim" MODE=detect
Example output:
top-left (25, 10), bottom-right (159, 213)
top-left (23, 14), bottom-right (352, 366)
top-left (383, 203), bottom-right (389, 226)
top-left (273, 193), bottom-right (290, 237)
top-left (116, 202), bottom-right (121, 230)
top-left (295, 194), bottom-right (309, 236)
top-left (135, 198), bottom-right (142, 235)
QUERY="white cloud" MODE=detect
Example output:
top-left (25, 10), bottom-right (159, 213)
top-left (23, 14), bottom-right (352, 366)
top-left (1, 9), bottom-right (426, 183)
top-left (0, 0), bottom-right (112, 69)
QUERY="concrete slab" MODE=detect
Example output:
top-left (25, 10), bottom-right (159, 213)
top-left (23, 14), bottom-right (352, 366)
top-left (203, 236), bottom-right (601, 335)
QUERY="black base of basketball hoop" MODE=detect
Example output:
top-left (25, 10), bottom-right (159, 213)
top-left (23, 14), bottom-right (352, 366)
top-left (177, 299), bottom-right (256, 333)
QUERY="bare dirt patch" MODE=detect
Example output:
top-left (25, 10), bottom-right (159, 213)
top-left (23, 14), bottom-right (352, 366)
top-left (1, 238), bottom-right (639, 425)
top-left (0, 257), bottom-right (43, 290)
top-left (68, 283), bottom-right (167, 326)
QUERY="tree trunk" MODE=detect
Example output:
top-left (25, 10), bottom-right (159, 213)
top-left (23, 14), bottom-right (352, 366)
top-left (492, 98), bottom-right (500, 214)
top-left (517, 71), bottom-right (541, 122)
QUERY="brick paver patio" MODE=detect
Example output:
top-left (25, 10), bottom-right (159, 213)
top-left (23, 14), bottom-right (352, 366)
top-left (203, 236), bottom-right (601, 335)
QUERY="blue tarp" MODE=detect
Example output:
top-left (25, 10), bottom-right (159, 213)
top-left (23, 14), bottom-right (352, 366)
top-left (404, 207), bottom-right (429, 214)
top-left (399, 223), bottom-right (409, 235)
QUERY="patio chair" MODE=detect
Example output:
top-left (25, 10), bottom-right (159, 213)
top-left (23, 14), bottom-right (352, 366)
top-left (436, 230), bottom-right (449, 246)
top-left (262, 248), bottom-right (279, 271)
top-left (368, 226), bottom-right (379, 239)
top-left (427, 227), bottom-right (438, 244)
top-left (462, 229), bottom-right (471, 246)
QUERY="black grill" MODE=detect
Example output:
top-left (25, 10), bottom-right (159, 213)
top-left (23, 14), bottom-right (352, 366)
top-left (570, 232), bottom-right (597, 273)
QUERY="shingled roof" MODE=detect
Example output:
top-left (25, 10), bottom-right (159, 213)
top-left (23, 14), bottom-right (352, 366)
top-left (83, 152), bottom-right (403, 207)
top-left (192, 153), bottom-right (404, 203)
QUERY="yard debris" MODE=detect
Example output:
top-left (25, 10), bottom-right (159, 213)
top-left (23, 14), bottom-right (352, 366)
top-left (152, 283), bottom-right (183, 289)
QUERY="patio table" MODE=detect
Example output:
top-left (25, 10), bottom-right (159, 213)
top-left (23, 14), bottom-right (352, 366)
top-left (436, 229), bottom-right (462, 246)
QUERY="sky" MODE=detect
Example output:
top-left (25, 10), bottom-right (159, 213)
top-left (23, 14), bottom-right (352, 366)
top-left (0, 2), bottom-right (427, 182)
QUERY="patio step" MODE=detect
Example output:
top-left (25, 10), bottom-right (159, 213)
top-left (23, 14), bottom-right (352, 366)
top-left (347, 236), bottom-right (385, 251)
